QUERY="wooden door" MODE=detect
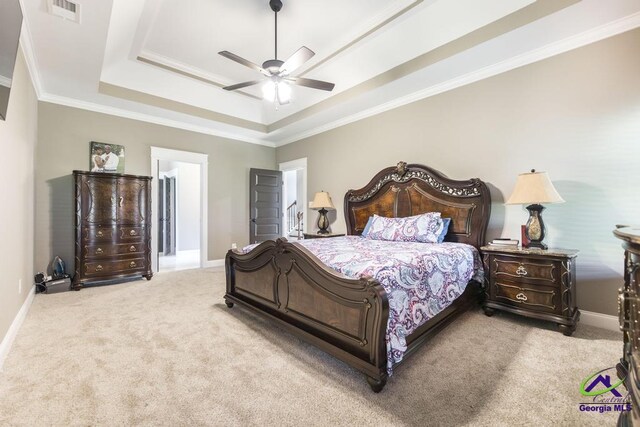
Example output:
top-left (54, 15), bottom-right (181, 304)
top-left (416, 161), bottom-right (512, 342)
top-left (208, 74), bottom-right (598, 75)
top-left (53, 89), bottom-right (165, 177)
top-left (164, 177), bottom-right (176, 255)
top-left (249, 168), bottom-right (282, 244)
top-left (117, 177), bottom-right (148, 225)
top-left (82, 175), bottom-right (116, 224)
top-left (158, 178), bottom-right (164, 253)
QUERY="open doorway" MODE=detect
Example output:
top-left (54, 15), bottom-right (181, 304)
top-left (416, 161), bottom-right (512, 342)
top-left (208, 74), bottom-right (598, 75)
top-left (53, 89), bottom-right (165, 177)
top-left (151, 147), bottom-right (208, 273)
top-left (158, 161), bottom-right (201, 271)
top-left (279, 158), bottom-right (307, 240)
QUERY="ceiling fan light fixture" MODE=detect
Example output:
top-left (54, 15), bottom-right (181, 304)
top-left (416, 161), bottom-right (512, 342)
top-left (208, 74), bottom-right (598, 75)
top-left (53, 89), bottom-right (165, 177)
top-left (219, 0), bottom-right (334, 104)
top-left (277, 81), bottom-right (291, 104)
top-left (262, 80), bottom-right (276, 102)
top-left (262, 80), bottom-right (291, 105)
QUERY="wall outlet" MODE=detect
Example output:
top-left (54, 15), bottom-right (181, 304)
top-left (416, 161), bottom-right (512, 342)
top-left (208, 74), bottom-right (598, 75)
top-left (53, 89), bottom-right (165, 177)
top-left (231, 243), bottom-right (237, 250)
top-left (18, 279), bottom-right (22, 294)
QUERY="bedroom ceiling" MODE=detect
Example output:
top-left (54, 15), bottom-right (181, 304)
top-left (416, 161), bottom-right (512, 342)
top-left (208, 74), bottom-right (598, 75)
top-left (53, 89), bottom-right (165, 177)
top-left (19, 0), bottom-right (640, 146)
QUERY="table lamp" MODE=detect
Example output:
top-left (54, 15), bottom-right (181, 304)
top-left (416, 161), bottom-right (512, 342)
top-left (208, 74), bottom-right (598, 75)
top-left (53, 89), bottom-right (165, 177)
top-left (505, 169), bottom-right (564, 249)
top-left (310, 191), bottom-right (335, 234)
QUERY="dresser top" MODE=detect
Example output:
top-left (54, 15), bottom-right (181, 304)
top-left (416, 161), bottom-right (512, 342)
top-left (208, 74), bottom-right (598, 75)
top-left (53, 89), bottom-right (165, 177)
top-left (480, 245), bottom-right (579, 258)
top-left (614, 226), bottom-right (640, 245)
top-left (73, 170), bottom-right (152, 180)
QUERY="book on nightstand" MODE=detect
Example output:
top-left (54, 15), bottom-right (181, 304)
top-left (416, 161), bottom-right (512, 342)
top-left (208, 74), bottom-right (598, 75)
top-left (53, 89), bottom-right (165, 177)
top-left (488, 238), bottom-right (519, 247)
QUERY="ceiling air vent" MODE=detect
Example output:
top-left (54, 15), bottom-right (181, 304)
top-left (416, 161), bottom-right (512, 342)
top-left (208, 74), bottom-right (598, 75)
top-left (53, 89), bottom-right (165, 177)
top-left (49, 0), bottom-right (80, 23)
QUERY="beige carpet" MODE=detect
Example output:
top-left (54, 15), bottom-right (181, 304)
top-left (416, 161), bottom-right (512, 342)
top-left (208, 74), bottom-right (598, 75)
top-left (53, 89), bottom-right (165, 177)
top-left (0, 268), bottom-right (623, 426)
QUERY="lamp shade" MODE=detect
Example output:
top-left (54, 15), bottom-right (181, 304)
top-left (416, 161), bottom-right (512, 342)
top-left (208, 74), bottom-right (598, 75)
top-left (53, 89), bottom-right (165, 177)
top-left (505, 170), bottom-right (565, 205)
top-left (310, 191), bottom-right (335, 210)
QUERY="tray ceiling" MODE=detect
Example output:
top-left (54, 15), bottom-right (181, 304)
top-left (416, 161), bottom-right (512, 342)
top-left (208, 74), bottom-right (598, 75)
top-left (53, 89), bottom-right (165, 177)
top-left (19, 0), bottom-right (640, 146)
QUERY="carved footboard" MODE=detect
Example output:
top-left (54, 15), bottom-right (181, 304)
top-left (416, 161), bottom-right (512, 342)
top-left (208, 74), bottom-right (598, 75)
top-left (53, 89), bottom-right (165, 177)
top-left (225, 238), bottom-right (390, 391)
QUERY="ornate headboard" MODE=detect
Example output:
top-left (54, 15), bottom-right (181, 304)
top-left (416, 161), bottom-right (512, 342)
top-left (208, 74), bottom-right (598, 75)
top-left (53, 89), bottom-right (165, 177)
top-left (344, 162), bottom-right (491, 248)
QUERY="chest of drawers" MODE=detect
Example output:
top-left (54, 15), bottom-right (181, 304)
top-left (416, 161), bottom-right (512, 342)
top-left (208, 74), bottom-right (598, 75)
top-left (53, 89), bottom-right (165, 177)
top-left (615, 227), bottom-right (640, 426)
top-left (481, 245), bottom-right (579, 335)
top-left (72, 171), bottom-right (153, 289)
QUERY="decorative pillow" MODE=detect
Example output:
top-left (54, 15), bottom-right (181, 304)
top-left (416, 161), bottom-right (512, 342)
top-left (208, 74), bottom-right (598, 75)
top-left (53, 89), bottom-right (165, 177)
top-left (361, 216), bottom-right (374, 237)
top-left (437, 218), bottom-right (451, 243)
top-left (366, 212), bottom-right (444, 243)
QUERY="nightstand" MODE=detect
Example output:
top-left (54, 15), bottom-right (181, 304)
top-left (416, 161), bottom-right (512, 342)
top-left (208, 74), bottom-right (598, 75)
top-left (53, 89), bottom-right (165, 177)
top-left (481, 245), bottom-right (580, 336)
top-left (303, 233), bottom-right (345, 239)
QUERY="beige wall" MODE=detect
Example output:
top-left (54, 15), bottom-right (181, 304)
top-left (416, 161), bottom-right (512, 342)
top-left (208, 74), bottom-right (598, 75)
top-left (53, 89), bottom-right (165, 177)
top-left (0, 49), bottom-right (37, 343)
top-left (277, 29), bottom-right (640, 316)
top-left (35, 103), bottom-right (275, 273)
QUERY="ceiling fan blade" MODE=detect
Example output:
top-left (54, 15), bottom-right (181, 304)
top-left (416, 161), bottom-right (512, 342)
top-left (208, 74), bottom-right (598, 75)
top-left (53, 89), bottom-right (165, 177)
top-left (279, 46), bottom-right (315, 76)
top-left (222, 80), bottom-right (263, 91)
top-left (218, 51), bottom-right (270, 76)
top-left (285, 77), bottom-right (335, 92)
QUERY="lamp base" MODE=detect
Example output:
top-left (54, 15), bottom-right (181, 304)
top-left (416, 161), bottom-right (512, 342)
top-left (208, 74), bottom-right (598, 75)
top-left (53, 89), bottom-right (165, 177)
top-left (525, 240), bottom-right (548, 250)
top-left (317, 208), bottom-right (330, 234)
top-left (523, 204), bottom-right (548, 250)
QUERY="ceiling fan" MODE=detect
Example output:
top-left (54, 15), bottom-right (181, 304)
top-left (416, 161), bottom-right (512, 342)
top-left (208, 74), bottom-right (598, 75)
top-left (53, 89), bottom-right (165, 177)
top-left (218, 0), bottom-right (335, 105)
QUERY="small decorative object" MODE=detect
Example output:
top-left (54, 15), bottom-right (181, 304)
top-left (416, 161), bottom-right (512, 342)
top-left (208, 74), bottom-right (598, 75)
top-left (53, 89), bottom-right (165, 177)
top-left (396, 161), bottom-right (408, 177)
top-left (310, 191), bottom-right (335, 234)
top-left (506, 169), bottom-right (564, 249)
top-left (90, 141), bottom-right (125, 173)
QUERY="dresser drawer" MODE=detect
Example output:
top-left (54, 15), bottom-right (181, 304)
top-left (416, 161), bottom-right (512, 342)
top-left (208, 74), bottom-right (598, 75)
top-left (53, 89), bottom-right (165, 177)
top-left (84, 243), bottom-right (145, 258)
top-left (492, 256), bottom-right (558, 286)
top-left (493, 280), bottom-right (559, 314)
top-left (84, 227), bottom-right (114, 241)
top-left (118, 227), bottom-right (145, 240)
top-left (83, 258), bottom-right (146, 277)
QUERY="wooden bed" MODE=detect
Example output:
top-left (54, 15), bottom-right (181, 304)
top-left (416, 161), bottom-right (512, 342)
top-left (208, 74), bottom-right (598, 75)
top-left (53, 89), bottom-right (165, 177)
top-left (224, 162), bottom-right (491, 392)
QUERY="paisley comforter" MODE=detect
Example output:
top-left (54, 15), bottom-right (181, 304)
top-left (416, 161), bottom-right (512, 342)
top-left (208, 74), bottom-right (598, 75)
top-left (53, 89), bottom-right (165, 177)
top-left (296, 236), bottom-right (483, 374)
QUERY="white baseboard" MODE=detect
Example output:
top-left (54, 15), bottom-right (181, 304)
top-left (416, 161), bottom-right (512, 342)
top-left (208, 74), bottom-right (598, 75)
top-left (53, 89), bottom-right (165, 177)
top-left (0, 286), bottom-right (35, 371)
top-left (204, 259), bottom-right (225, 268)
top-left (580, 310), bottom-right (619, 332)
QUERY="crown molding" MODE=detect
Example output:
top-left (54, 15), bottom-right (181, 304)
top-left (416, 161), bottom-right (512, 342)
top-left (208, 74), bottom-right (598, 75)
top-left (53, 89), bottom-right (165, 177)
top-left (18, 14), bottom-right (43, 98)
top-left (274, 11), bottom-right (640, 147)
top-left (39, 93), bottom-right (275, 147)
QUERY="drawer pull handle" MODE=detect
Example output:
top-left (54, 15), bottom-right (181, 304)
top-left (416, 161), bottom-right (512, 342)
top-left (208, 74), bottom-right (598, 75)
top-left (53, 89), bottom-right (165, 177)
top-left (96, 248), bottom-right (103, 254)
top-left (516, 265), bottom-right (528, 276)
top-left (619, 288), bottom-right (630, 332)
top-left (130, 230), bottom-right (137, 236)
top-left (95, 265), bottom-right (103, 272)
top-left (515, 292), bottom-right (528, 302)
top-left (130, 261), bottom-right (137, 268)
top-left (97, 230), bottom-right (104, 237)
top-left (129, 245), bottom-right (137, 252)
top-left (119, 196), bottom-right (124, 207)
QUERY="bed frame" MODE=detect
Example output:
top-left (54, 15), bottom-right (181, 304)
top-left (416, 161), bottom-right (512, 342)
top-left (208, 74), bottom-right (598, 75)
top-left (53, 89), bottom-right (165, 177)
top-left (225, 162), bottom-right (491, 392)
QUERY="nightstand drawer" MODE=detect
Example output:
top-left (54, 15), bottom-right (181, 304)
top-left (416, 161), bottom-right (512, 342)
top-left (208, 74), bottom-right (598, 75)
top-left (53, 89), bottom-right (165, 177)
top-left (494, 281), bottom-right (558, 314)
top-left (493, 256), bottom-right (558, 286)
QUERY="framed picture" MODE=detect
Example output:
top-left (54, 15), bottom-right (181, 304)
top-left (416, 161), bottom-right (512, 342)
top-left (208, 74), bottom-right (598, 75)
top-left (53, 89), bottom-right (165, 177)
top-left (89, 141), bottom-right (125, 173)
